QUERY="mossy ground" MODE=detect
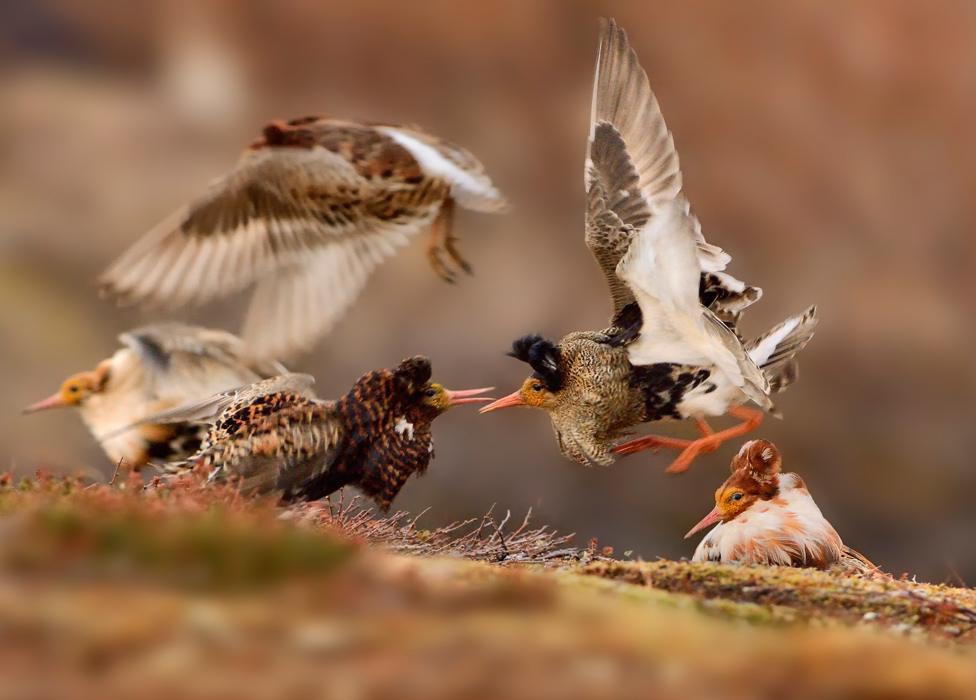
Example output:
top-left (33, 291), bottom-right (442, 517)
top-left (1, 471), bottom-right (974, 699)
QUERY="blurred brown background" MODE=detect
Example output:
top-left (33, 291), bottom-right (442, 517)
top-left (2, 0), bottom-right (975, 581)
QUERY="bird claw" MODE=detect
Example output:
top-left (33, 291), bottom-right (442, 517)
top-left (427, 245), bottom-right (458, 284)
top-left (444, 232), bottom-right (473, 276)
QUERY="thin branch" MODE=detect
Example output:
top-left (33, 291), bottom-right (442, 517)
top-left (109, 458), bottom-right (125, 486)
top-left (291, 499), bottom-right (582, 565)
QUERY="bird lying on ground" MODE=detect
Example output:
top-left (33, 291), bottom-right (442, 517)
top-left (480, 19), bottom-right (817, 474)
top-left (147, 357), bottom-right (492, 510)
top-left (23, 323), bottom-right (285, 471)
top-left (685, 439), bottom-right (878, 576)
top-left (99, 116), bottom-right (507, 360)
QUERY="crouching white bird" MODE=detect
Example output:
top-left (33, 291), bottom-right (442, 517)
top-left (686, 439), bottom-right (874, 571)
top-left (99, 116), bottom-right (507, 360)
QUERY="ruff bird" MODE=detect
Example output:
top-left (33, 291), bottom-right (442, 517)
top-left (24, 323), bottom-right (285, 470)
top-left (480, 19), bottom-right (817, 473)
top-left (686, 440), bottom-right (854, 569)
top-left (152, 357), bottom-right (491, 510)
top-left (100, 117), bottom-right (507, 360)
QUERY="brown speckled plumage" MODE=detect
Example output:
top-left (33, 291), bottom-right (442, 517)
top-left (506, 332), bottom-right (714, 466)
top-left (100, 117), bottom-right (506, 360)
top-left (177, 357), bottom-right (475, 510)
top-left (483, 20), bottom-right (817, 474)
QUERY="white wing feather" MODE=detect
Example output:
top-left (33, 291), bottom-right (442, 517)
top-left (592, 19), bottom-right (770, 404)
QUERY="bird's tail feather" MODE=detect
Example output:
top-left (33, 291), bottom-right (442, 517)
top-left (746, 305), bottom-right (818, 393)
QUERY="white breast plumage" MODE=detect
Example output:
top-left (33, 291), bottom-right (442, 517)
top-left (692, 473), bottom-right (844, 567)
top-left (394, 416), bottom-right (415, 441)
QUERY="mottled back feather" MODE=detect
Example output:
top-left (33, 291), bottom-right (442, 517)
top-left (100, 118), bottom-right (505, 360)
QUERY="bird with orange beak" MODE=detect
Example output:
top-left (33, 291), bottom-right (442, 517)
top-left (685, 439), bottom-right (846, 568)
top-left (481, 20), bottom-right (817, 473)
top-left (145, 357), bottom-right (492, 510)
top-left (24, 323), bottom-right (285, 471)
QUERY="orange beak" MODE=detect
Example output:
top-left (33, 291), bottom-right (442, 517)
top-left (478, 390), bottom-right (525, 413)
top-left (445, 387), bottom-right (495, 406)
top-left (23, 392), bottom-right (68, 414)
top-left (684, 506), bottom-right (722, 539)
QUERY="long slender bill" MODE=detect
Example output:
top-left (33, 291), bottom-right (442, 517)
top-left (684, 506), bottom-right (722, 539)
top-left (23, 393), bottom-right (67, 414)
top-left (478, 390), bottom-right (525, 413)
top-left (446, 387), bottom-right (495, 406)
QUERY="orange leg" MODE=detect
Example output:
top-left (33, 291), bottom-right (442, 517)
top-left (612, 435), bottom-right (696, 454)
top-left (614, 417), bottom-right (715, 456)
top-left (695, 417), bottom-right (714, 437)
top-left (613, 406), bottom-right (764, 474)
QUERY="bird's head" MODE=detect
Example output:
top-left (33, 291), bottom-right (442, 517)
top-left (390, 356), bottom-right (493, 420)
top-left (480, 335), bottom-right (563, 415)
top-left (23, 367), bottom-right (109, 413)
top-left (418, 383), bottom-right (495, 415)
top-left (685, 439), bottom-right (782, 539)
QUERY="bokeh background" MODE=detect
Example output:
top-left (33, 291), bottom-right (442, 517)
top-left (3, 0), bottom-right (974, 581)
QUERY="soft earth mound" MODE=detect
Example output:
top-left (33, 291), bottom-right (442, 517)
top-left (1, 472), bottom-right (974, 699)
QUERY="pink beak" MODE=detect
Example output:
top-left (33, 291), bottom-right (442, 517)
top-left (478, 390), bottom-right (526, 413)
top-left (684, 506), bottom-right (722, 539)
top-left (445, 387), bottom-right (495, 406)
top-left (23, 392), bottom-right (68, 414)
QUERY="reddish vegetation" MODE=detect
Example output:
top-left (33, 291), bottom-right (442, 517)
top-left (0, 470), bottom-right (974, 697)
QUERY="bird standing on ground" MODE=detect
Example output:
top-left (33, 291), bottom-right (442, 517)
top-left (154, 357), bottom-right (492, 510)
top-left (480, 19), bottom-right (817, 473)
top-left (100, 117), bottom-right (507, 360)
top-left (685, 439), bottom-right (870, 571)
top-left (23, 323), bottom-right (286, 471)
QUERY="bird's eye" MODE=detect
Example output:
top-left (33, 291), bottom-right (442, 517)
top-left (531, 383), bottom-right (543, 392)
top-left (69, 386), bottom-right (79, 393)
top-left (424, 388), bottom-right (436, 397)
top-left (730, 492), bottom-right (743, 502)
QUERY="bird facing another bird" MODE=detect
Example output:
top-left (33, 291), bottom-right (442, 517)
top-left (150, 357), bottom-right (492, 511)
top-left (19, 18), bottom-right (858, 574)
top-left (481, 19), bottom-right (818, 474)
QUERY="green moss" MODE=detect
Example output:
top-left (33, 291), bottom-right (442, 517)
top-left (0, 475), bottom-right (355, 590)
top-left (577, 559), bottom-right (976, 643)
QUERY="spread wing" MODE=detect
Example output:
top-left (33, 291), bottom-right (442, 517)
top-left (590, 19), bottom-right (770, 407)
top-left (585, 19), bottom-right (737, 319)
top-left (119, 323), bottom-right (287, 404)
top-left (99, 123), bottom-right (467, 360)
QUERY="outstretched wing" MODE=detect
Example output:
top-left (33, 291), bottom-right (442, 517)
top-left (100, 146), bottom-right (399, 306)
top-left (585, 19), bottom-right (741, 320)
top-left (119, 322), bottom-right (287, 403)
top-left (590, 20), bottom-right (770, 407)
top-left (100, 120), bottom-right (491, 359)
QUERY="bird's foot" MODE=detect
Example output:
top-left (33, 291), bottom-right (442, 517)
top-left (444, 231), bottom-right (473, 276)
top-left (664, 407), bottom-right (764, 474)
top-left (426, 199), bottom-right (468, 282)
top-left (427, 243), bottom-right (458, 284)
top-left (663, 436), bottom-right (723, 474)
